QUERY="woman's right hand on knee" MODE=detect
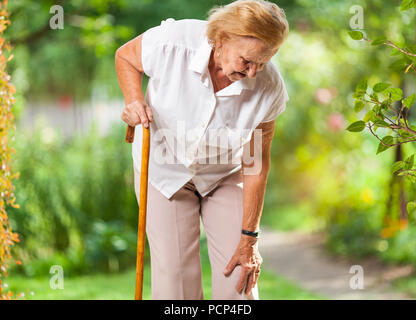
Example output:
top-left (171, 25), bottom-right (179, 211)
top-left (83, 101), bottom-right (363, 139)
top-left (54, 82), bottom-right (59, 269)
top-left (121, 99), bottom-right (153, 128)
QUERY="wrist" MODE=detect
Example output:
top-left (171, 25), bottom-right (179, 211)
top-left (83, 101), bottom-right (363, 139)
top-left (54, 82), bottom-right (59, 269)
top-left (241, 229), bottom-right (260, 238)
top-left (240, 233), bottom-right (259, 246)
top-left (126, 98), bottom-right (145, 106)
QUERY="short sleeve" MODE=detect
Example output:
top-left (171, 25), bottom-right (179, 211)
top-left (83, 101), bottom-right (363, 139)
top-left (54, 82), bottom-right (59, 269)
top-left (261, 79), bottom-right (289, 123)
top-left (141, 18), bottom-right (177, 78)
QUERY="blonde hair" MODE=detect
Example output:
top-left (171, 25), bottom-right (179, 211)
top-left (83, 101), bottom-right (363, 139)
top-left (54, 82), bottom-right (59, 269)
top-left (206, 0), bottom-right (289, 52)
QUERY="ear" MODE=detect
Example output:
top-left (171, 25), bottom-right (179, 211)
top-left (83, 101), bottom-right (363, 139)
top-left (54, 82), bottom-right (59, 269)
top-left (216, 38), bottom-right (223, 49)
top-left (216, 31), bottom-right (230, 49)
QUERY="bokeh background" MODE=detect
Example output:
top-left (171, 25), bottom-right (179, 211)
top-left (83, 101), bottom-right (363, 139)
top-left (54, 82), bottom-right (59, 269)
top-left (2, 0), bottom-right (416, 299)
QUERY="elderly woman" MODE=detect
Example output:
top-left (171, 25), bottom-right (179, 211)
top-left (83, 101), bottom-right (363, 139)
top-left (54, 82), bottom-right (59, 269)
top-left (115, 0), bottom-right (289, 300)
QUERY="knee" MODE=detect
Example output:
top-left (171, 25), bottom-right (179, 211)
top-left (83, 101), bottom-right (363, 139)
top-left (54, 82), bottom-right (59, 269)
top-left (211, 265), bottom-right (259, 300)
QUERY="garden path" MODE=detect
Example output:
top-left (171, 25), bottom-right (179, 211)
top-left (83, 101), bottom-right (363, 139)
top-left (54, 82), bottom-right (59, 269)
top-left (259, 228), bottom-right (414, 299)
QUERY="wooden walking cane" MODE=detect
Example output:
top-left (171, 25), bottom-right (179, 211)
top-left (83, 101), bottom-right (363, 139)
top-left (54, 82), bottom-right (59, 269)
top-left (125, 124), bottom-right (150, 300)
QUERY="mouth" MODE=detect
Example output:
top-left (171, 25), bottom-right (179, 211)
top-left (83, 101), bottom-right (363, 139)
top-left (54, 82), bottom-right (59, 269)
top-left (232, 72), bottom-right (246, 79)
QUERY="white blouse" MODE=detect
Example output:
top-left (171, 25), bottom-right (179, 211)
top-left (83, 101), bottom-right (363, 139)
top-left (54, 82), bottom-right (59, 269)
top-left (132, 18), bottom-right (289, 200)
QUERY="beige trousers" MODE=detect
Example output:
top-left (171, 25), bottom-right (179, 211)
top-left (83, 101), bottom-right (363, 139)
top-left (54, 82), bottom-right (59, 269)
top-left (133, 166), bottom-right (259, 300)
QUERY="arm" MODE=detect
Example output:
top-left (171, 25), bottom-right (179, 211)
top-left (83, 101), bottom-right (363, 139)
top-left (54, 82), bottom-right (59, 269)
top-left (241, 120), bottom-right (275, 235)
top-left (223, 120), bottom-right (275, 295)
top-left (115, 34), bottom-right (153, 127)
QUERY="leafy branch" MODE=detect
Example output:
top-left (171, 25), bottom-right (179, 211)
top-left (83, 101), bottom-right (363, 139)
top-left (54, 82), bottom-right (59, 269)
top-left (346, 0), bottom-right (416, 214)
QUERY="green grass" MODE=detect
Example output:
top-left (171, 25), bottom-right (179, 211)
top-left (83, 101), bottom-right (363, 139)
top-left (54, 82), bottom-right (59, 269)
top-left (5, 237), bottom-right (325, 300)
top-left (392, 272), bottom-right (416, 299)
top-left (6, 267), bottom-right (146, 300)
top-left (5, 265), bottom-right (324, 300)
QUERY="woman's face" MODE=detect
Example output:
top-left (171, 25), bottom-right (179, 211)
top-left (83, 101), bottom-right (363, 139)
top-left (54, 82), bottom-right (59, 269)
top-left (216, 35), bottom-right (276, 82)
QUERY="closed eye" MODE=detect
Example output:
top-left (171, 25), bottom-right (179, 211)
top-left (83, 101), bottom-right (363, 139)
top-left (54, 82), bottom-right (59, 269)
top-left (240, 56), bottom-right (266, 69)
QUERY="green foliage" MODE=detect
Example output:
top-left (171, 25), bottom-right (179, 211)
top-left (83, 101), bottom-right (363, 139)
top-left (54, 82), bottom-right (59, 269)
top-left (385, 88), bottom-right (403, 101)
top-left (392, 160), bottom-right (406, 173)
top-left (379, 225), bottom-right (416, 264)
top-left (403, 94), bottom-right (416, 109)
top-left (5, 0), bottom-right (227, 101)
top-left (347, 61), bottom-right (416, 182)
top-left (401, 0), bottom-right (416, 11)
top-left (373, 82), bottom-right (390, 93)
top-left (376, 135), bottom-right (394, 154)
top-left (393, 273), bottom-right (416, 298)
top-left (326, 208), bottom-right (382, 258)
top-left (340, 0), bottom-right (416, 265)
top-left (407, 201), bottom-right (416, 214)
top-left (7, 122), bottom-right (145, 277)
top-left (348, 30), bottom-right (363, 40)
top-left (371, 37), bottom-right (387, 46)
top-left (355, 78), bottom-right (368, 95)
top-left (327, 208), bottom-right (416, 265)
top-left (346, 120), bottom-right (365, 132)
top-left (5, 0), bottom-right (144, 100)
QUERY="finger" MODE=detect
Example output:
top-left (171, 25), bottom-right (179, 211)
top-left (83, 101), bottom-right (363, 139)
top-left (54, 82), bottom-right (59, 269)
top-left (245, 271), bottom-right (254, 295)
top-left (223, 258), bottom-right (238, 277)
top-left (128, 101), bottom-right (148, 127)
top-left (121, 111), bottom-right (127, 124)
top-left (123, 103), bottom-right (141, 126)
top-left (236, 269), bottom-right (248, 294)
top-left (134, 107), bottom-right (148, 128)
top-left (136, 107), bottom-right (149, 128)
top-left (252, 269), bottom-right (260, 290)
top-left (121, 109), bottom-right (136, 127)
top-left (145, 105), bottom-right (153, 122)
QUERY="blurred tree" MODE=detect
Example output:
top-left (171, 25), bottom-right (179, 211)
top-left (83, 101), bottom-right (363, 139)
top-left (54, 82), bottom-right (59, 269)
top-left (4, 0), bottom-right (296, 101)
top-left (5, 0), bottom-right (135, 101)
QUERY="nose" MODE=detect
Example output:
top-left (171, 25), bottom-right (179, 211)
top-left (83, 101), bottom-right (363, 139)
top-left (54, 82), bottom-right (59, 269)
top-left (247, 64), bottom-right (258, 78)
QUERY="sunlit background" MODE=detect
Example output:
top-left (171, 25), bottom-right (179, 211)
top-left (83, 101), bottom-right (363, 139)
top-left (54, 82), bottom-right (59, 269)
top-left (2, 0), bottom-right (416, 299)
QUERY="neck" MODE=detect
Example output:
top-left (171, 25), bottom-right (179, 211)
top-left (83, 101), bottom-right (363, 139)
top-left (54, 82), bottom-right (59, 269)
top-left (208, 48), bottom-right (233, 90)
